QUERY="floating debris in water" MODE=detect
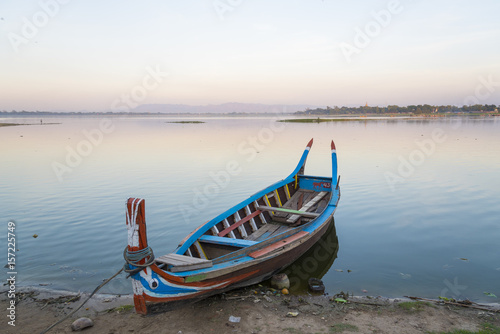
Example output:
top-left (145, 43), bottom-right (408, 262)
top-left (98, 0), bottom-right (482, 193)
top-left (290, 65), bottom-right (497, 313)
top-left (484, 292), bottom-right (497, 298)
top-left (33, 234), bottom-right (38, 238)
top-left (334, 269), bottom-right (343, 272)
top-left (459, 258), bottom-right (469, 262)
top-left (399, 273), bottom-right (411, 280)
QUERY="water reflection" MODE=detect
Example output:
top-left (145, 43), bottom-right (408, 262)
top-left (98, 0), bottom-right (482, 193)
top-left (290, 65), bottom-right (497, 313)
top-left (283, 218), bottom-right (339, 293)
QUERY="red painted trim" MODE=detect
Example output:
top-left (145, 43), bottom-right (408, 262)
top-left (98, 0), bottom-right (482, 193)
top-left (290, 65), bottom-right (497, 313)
top-left (144, 290), bottom-right (207, 303)
top-left (151, 264), bottom-right (185, 284)
top-left (307, 138), bottom-right (314, 148)
top-left (248, 231), bottom-right (309, 259)
top-left (218, 210), bottom-right (261, 237)
top-left (134, 294), bottom-right (147, 314)
top-left (331, 140), bottom-right (336, 150)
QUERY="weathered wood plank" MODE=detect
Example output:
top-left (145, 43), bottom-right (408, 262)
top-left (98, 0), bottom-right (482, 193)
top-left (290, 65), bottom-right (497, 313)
top-left (234, 211), bottom-right (248, 238)
top-left (268, 225), bottom-right (291, 238)
top-left (156, 253), bottom-right (213, 272)
top-left (248, 231), bottom-right (310, 259)
top-left (218, 210), bottom-right (261, 237)
top-left (244, 206), bottom-right (258, 232)
top-left (194, 241), bottom-right (208, 259)
top-left (285, 184), bottom-right (291, 200)
top-left (256, 205), bottom-right (320, 218)
top-left (254, 200), bottom-right (267, 224)
top-left (274, 189), bottom-right (283, 207)
top-left (246, 223), bottom-right (282, 241)
top-left (222, 219), bottom-right (236, 239)
top-left (211, 225), bottom-right (220, 236)
top-left (281, 190), bottom-right (313, 210)
top-left (212, 225), bottom-right (307, 265)
top-left (286, 191), bottom-right (327, 223)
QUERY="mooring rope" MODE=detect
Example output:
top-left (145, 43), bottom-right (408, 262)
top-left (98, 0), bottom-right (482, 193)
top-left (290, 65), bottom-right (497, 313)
top-left (39, 245), bottom-right (155, 334)
top-left (39, 267), bottom-right (123, 334)
top-left (123, 245), bottom-right (155, 277)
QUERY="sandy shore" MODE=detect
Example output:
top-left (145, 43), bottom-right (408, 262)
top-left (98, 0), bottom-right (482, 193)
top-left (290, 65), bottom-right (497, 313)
top-left (2, 287), bottom-right (499, 334)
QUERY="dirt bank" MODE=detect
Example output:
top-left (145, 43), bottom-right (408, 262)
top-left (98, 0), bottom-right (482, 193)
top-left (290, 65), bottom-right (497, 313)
top-left (2, 287), bottom-right (499, 334)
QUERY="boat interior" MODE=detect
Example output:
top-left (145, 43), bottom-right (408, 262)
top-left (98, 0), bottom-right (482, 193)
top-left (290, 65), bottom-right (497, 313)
top-left (190, 179), bottom-right (330, 259)
top-left (154, 176), bottom-right (333, 273)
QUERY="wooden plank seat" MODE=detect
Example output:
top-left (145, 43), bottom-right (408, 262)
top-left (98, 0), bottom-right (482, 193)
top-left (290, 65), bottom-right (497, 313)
top-left (156, 253), bottom-right (213, 273)
top-left (246, 224), bottom-right (289, 242)
top-left (198, 234), bottom-right (258, 248)
top-left (286, 191), bottom-right (328, 224)
top-left (281, 190), bottom-right (312, 210)
top-left (256, 205), bottom-right (320, 218)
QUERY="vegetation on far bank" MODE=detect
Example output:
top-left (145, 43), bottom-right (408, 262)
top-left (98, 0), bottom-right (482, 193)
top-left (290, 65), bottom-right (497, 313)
top-left (278, 118), bottom-right (384, 123)
top-left (299, 104), bottom-right (499, 116)
top-left (0, 122), bottom-right (60, 127)
top-left (0, 123), bottom-right (21, 127)
top-left (2, 103), bottom-right (499, 117)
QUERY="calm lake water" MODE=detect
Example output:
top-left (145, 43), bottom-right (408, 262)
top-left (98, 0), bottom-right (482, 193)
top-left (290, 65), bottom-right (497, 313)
top-left (1, 115), bottom-right (499, 302)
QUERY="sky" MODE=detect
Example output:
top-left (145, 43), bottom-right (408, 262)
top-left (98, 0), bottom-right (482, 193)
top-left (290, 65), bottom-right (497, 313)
top-left (0, 0), bottom-right (499, 112)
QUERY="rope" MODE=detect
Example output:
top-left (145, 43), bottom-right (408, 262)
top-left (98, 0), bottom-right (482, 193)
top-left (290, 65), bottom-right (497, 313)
top-left (39, 267), bottom-right (123, 334)
top-left (123, 245), bottom-right (155, 277)
top-left (39, 245), bottom-right (155, 334)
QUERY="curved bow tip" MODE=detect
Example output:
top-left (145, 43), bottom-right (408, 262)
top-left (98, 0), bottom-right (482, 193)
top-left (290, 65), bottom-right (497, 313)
top-left (306, 138), bottom-right (314, 148)
top-left (331, 140), bottom-right (336, 150)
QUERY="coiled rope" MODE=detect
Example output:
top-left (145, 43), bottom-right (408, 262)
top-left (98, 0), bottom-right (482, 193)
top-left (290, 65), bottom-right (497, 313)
top-left (123, 245), bottom-right (155, 277)
top-left (40, 246), bottom-right (155, 334)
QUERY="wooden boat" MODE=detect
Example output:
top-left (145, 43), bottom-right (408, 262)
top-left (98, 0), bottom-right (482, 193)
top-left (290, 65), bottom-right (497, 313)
top-left (124, 138), bottom-right (341, 314)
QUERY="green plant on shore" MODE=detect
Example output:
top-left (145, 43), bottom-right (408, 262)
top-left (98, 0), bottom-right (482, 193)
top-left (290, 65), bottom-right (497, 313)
top-left (330, 323), bottom-right (359, 332)
top-left (429, 323), bottom-right (500, 334)
top-left (397, 301), bottom-right (434, 312)
top-left (108, 304), bottom-right (135, 313)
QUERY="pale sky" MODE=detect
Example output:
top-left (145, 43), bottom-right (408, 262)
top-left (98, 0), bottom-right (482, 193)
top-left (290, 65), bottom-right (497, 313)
top-left (1, 0), bottom-right (499, 111)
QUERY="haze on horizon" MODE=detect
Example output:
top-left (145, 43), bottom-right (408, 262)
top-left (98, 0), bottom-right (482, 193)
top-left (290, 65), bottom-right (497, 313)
top-left (1, 0), bottom-right (499, 112)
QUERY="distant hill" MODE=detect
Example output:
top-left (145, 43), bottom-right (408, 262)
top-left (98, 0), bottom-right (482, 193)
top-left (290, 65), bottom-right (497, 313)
top-left (132, 103), bottom-right (319, 114)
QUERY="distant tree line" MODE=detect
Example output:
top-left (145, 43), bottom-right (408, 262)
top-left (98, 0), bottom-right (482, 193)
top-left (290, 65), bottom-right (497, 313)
top-left (298, 104), bottom-right (499, 115)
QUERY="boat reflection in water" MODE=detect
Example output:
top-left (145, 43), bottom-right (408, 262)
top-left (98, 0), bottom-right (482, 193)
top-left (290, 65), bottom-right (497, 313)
top-left (282, 218), bottom-right (339, 293)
